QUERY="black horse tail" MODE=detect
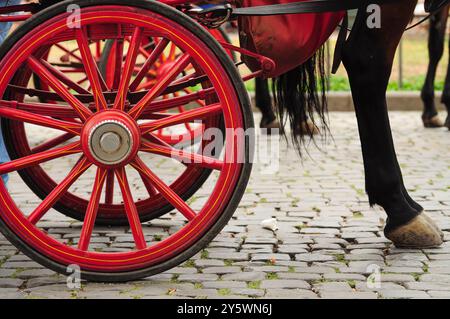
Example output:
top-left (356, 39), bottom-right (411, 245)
top-left (272, 46), bottom-right (329, 154)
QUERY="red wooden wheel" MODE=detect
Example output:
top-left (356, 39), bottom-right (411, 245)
top-left (3, 26), bottom-right (231, 226)
top-left (0, 0), bottom-right (252, 281)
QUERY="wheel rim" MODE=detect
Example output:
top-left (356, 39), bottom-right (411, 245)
top-left (0, 6), bottom-right (246, 271)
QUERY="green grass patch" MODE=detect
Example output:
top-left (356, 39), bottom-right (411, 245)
top-left (218, 288), bottom-right (231, 296)
top-left (266, 272), bottom-right (279, 280)
top-left (247, 281), bottom-right (261, 289)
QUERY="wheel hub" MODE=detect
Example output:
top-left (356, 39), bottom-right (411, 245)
top-left (82, 111), bottom-right (140, 167)
top-left (89, 120), bottom-right (132, 165)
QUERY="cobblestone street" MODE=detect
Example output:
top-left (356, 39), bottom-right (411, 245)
top-left (0, 111), bottom-right (449, 299)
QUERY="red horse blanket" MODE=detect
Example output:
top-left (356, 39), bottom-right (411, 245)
top-left (236, 0), bottom-right (345, 77)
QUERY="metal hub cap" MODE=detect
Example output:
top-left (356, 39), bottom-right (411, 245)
top-left (88, 120), bottom-right (133, 165)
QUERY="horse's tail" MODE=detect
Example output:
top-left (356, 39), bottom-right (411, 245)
top-left (272, 46), bottom-right (329, 153)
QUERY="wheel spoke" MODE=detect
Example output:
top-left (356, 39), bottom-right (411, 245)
top-left (78, 167), bottom-right (107, 251)
top-left (113, 27), bottom-right (143, 111)
top-left (115, 167), bottom-right (147, 249)
top-left (0, 105), bottom-right (82, 135)
top-left (0, 141), bottom-right (81, 175)
top-left (139, 87), bottom-right (215, 114)
top-left (0, 100), bottom-right (79, 118)
top-left (112, 40), bottom-right (124, 90)
top-left (139, 103), bottom-right (222, 135)
top-left (39, 60), bottom-right (90, 95)
top-left (131, 157), bottom-right (197, 221)
top-left (128, 52), bottom-right (191, 119)
top-left (139, 171), bottom-right (158, 197)
top-left (140, 140), bottom-right (223, 171)
top-left (168, 42), bottom-right (177, 60)
top-left (28, 156), bottom-right (91, 225)
top-left (27, 57), bottom-right (93, 121)
top-left (31, 132), bottom-right (75, 154)
top-left (55, 44), bottom-right (83, 63)
top-left (75, 28), bottom-right (108, 111)
top-left (105, 170), bottom-right (115, 205)
top-left (129, 38), bottom-right (169, 91)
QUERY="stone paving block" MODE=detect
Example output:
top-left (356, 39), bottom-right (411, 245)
top-left (313, 282), bottom-right (353, 293)
top-left (0, 288), bottom-right (25, 299)
top-left (195, 260), bottom-right (224, 267)
top-left (355, 282), bottom-right (405, 292)
top-left (323, 273), bottom-right (366, 281)
top-left (320, 292), bottom-right (378, 299)
top-left (202, 281), bottom-right (247, 289)
top-left (251, 254), bottom-right (291, 262)
top-left (404, 282), bottom-right (450, 291)
top-left (0, 278), bottom-right (24, 288)
top-left (202, 267), bottom-right (242, 274)
top-left (277, 245), bottom-right (308, 254)
top-left (207, 252), bottom-right (249, 261)
top-left (295, 254), bottom-right (335, 262)
top-left (277, 272), bottom-right (322, 281)
top-left (244, 266), bottom-right (290, 273)
top-left (427, 290), bottom-right (450, 298)
top-left (177, 274), bottom-right (219, 282)
top-left (221, 271), bottom-right (266, 282)
top-left (16, 269), bottom-right (58, 279)
top-left (420, 274), bottom-right (450, 283)
top-left (380, 274), bottom-right (417, 282)
top-left (230, 288), bottom-right (265, 297)
top-left (293, 266), bottom-right (336, 274)
top-left (263, 289), bottom-right (318, 299)
top-left (380, 290), bottom-right (430, 299)
top-left (260, 280), bottom-right (310, 289)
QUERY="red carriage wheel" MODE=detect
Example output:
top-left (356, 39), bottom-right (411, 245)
top-left (2, 15), bottom-right (233, 226)
top-left (0, 0), bottom-right (252, 280)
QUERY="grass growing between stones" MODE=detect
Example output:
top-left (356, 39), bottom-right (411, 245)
top-left (247, 281), bottom-right (261, 289)
top-left (266, 272), bottom-right (279, 280)
top-left (182, 260), bottom-right (196, 268)
top-left (200, 250), bottom-right (209, 259)
top-left (194, 283), bottom-right (203, 289)
top-left (218, 288), bottom-right (231, 296)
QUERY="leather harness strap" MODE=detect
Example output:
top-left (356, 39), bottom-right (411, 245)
top-left (227, 0), bottom-right (449, 16)
top-left (331, 13), bottom-right (348, 74)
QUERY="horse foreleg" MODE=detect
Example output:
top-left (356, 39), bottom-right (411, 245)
top-left (440, 5), bottom-right (450, 129)
top-left (421, 8), bottom-right (448, 127)
top-left (342, 1), bottom-right (443, 248)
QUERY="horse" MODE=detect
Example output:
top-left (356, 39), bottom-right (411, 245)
top-left (273, 0), bottom-right (445, 248)
top-left (421, 4), bottom-right (450, 129)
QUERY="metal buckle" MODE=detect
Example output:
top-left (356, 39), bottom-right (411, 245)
top-left (188, 4), bottom-right (233, 29)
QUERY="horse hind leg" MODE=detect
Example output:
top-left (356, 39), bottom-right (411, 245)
top-left (255, 78), bottom-right (279, 129)
top-left (421, 8), bottom-right (447, 127)
top-left (342, 0), bottom-right (443, 248)
top-left (440, 5), bottom-right (450, 129)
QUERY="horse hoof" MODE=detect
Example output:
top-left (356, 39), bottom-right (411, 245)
top-left (300, 120), bottom-right (320, 135)
top-left (385, 213), bottom-right (444, 248)
top-left (422, 115), bottom-right (444, 128)
top-left (445, 116), bottom-right (450, 130)
top-left (260, 119), bottom-right (281, 134)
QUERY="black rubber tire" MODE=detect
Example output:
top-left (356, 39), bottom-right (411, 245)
top-left (0, 0), bottom-right (253, 282)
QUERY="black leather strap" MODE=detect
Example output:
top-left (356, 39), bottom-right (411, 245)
top-left (229, 0), bottom-right (397, 17)
top-left (331, 13), bottom-right (348, 74)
